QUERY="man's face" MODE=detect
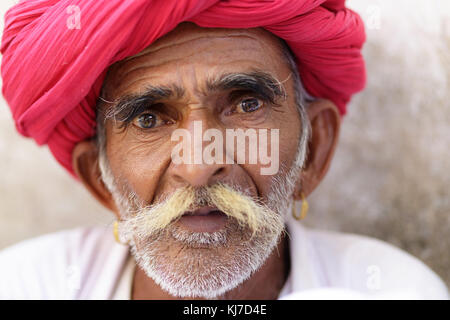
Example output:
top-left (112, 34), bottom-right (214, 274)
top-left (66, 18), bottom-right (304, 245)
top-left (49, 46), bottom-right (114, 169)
top-left (98, 22), bottom-right (305, 298)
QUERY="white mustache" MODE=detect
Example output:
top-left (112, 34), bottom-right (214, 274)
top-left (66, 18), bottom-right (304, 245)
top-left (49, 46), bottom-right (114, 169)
top-left (118, 183), bottom-right (285, 242)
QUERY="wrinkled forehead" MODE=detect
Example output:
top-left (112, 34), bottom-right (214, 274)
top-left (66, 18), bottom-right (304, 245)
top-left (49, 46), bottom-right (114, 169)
top-left (101, 22), bottom-right (288, 99)
top-left (129, 22), bottom-right (283, 59)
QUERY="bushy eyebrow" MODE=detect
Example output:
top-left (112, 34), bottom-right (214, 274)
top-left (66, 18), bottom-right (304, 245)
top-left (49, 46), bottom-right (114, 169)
top-left (101, 70), bottom-right (287, 125)
top-left (102, 85), bottom-right (184, 123)
top-left (206, 71), bottom-right (287, 102)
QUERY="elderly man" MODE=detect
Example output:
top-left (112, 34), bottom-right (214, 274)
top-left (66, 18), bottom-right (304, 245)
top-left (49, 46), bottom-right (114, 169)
top-left (0, 0), bottom-right (447, 300)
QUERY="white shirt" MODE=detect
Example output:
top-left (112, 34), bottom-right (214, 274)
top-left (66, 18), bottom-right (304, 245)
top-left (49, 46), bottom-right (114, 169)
top-left (0, 213), bottom-right (448, 299)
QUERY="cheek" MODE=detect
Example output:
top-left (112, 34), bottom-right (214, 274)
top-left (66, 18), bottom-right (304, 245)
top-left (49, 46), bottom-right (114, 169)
top-left (241, 113), bottom-right (301, 198)
top-left (107, 135), bottom-right (173, 203)
top-left (241, 148), bottom-right (297, 200)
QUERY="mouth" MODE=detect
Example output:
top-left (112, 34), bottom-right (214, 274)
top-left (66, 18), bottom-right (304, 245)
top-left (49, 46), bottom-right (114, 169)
top-left (178, 206), bottom-right (228, 232)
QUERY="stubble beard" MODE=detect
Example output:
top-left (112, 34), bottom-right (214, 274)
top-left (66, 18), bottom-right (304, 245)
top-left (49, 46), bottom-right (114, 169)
top-left (99, 152), bottom-right (303, 299)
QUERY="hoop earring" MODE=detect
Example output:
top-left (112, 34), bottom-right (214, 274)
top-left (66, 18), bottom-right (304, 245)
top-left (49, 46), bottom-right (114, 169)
top-left (113, 220), bottom-right (128, 245)
top-left (292, 193), bottom-right (308, 220)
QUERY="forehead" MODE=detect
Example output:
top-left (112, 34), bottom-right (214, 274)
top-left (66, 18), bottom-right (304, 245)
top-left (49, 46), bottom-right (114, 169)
top-left (103, 22), bottom-right (288, 99)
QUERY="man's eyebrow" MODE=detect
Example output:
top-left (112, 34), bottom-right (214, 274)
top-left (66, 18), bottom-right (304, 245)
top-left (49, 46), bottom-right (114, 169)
top-left (206, 71), bottom-right (288, 103)
top-left (102, 84), bottom-right (184, 124)
top-left (101, 71), bottom-right (287, 125)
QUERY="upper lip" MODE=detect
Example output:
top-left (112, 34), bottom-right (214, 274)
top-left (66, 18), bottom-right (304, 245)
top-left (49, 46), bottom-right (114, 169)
top-left (183, 206), bottom-right (220, 216)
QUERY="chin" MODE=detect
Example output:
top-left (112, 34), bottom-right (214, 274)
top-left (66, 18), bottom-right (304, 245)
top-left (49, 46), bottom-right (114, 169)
top-left (129, 222), bottom-right (283, 299)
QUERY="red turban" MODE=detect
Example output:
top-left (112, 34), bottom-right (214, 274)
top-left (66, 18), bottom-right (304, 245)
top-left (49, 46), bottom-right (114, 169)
top-left (1, 0), bottom-right (366, 176)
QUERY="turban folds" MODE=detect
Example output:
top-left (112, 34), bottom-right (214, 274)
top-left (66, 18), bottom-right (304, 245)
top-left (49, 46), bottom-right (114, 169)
top-left (1, 0), bottom-right (366, 176)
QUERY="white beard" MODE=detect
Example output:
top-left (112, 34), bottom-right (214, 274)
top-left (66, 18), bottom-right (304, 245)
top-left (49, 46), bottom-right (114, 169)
top-left (99, 145), bottom-right (304, 299)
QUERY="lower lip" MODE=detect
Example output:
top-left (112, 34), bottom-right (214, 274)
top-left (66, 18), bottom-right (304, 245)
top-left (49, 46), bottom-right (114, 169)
top-left (178, 211), bottom-right (228, 232)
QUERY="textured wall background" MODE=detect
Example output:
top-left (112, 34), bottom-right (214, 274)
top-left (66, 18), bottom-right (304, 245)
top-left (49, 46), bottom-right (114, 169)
top-left (0, 1), bottom-right (449, 286)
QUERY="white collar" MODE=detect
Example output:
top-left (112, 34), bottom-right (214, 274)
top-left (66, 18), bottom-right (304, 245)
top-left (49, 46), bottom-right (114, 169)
top-left (279, 213), bottom-right (326, 298)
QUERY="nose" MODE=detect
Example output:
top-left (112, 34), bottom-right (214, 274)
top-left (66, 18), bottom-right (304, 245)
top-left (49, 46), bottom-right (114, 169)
top-left (168, 116), bottom-right (231, 188)
top-left (171, 161), bottom-right (229, 188)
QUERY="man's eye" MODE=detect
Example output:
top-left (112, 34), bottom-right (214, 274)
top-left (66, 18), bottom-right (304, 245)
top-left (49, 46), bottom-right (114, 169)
top-left (133, 113), bottom-right (159, 129)
top-left (236, 98), bottom-right (263, 113)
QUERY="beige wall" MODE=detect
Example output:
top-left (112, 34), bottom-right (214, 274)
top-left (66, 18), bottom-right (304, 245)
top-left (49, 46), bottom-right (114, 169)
top-left (1, 0), bottom-right (449, 286)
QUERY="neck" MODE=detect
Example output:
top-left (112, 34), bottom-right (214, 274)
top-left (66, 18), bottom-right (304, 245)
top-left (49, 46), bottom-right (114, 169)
top-left (131, 233), bottom-right (290, 300)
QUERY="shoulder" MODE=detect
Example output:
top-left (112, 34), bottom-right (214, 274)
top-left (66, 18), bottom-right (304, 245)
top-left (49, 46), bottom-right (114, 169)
top-left (0, 226), bottom-right (128, 299)
top-left (306, 228), bottom-right (448, 299)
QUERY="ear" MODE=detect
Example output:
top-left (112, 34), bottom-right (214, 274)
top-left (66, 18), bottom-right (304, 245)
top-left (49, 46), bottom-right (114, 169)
top-left (72, 140), bottom-right (118, 214)
top-left (293, 99), bottom-right (341, 200)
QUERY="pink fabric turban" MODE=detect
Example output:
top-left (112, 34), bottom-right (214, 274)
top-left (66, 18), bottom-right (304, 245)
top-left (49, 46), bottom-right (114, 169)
top-left (1, 0), bottom-right (366, 176)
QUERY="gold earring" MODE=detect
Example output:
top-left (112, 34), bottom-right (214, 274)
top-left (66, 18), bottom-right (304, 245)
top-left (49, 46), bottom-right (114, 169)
top-left (292, 193), bottom-right (308, 220)
top-left (113, 220), bottom-right (124, 244)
